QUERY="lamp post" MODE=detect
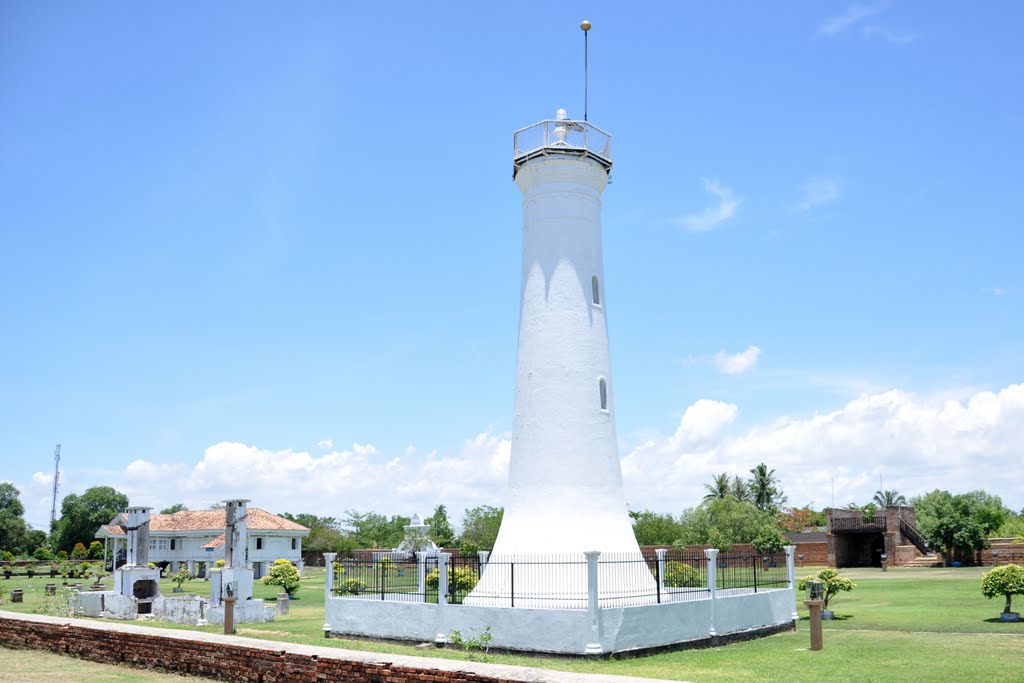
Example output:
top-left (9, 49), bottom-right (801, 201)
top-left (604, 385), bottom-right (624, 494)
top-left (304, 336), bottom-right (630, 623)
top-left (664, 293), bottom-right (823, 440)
top-left (805, 580), bottom-right (824, 651)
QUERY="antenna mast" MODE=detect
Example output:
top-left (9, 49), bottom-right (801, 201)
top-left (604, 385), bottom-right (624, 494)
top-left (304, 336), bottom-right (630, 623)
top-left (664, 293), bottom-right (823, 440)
top-left (581, 20), bottom-right (591, 121)
top-left (50, 444), bottom-right (61, 527)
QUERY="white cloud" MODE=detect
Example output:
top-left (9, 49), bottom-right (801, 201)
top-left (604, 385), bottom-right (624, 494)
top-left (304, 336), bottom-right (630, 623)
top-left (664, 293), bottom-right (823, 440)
top-left (799, 178), bottom-right (840, 211)
top-left (622, 383), bottom-right (1024, 513)
top-left (981, 287), bottom-right (1008, 297)
top-left (676, 178), bottom-right (741, 232)
top-left (863, 25), bottom-right (918, 45)
top-left (819, 3), bottom-right (887, 36)
top-left (714, 346), bottom-right (762, 375)
top-left (317, 438), bottom-right (334, 450)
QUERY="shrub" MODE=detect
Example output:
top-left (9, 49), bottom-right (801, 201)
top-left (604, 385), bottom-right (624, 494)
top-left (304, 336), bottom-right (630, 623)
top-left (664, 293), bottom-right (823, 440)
top-left (214, 559), bottom-right (225, 568)
top-left (376, 557), bottom-right (395, 574)
top-left (663, 561), bottom-right (702, 588)
top-left (262, 558), bottom-right (301, 595)
top-left (981, 564), bottom-right (1024, 615)
top-left (425, 567), bottom-right (479, 592)
top-left (1, 551), bottom-right (13, 562)
top-left (173, 566), bottom-right (192, 590)
top-left (751, 524), bottom-right (787, 554)
top-left (88, 541), bottom-right (104, 560)
top-left (71, 542), bottom-right (88, 560)
top-left (33, 546), bottom-right (52, 561)
top-left (56, 550), bottom-right (68, 560)
top-left (339, 578), bottom-right (367, 594)
top-left (798, 568), bottom-right (856, 611)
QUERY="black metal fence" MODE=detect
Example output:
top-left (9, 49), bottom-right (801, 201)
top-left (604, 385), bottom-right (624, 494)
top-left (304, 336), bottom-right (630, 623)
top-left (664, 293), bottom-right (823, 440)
top-left (715, 551), bottom-right (788, 592)
top-left (331, 556), bottom-right (438, 602)
top-left (330, 550), bottom-right (788, 607)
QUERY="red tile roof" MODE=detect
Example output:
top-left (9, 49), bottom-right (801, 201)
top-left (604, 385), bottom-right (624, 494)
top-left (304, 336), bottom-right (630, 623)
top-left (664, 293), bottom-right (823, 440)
top-left (98, 508), bottom-right (309, 536)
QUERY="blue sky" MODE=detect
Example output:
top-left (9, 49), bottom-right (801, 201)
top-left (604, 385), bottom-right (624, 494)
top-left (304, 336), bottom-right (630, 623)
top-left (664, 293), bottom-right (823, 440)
top-left (2, 2), bottom-right (1022, 530)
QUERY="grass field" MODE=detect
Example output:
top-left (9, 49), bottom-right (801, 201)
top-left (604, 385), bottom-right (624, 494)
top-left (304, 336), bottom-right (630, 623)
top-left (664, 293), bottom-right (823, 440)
top-left (2, 565), bottom-right (1022, 682)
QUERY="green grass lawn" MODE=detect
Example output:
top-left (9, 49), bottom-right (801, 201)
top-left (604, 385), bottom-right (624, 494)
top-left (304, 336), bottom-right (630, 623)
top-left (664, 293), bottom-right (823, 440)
top-left (2, 565), bottom-right (1022, 682)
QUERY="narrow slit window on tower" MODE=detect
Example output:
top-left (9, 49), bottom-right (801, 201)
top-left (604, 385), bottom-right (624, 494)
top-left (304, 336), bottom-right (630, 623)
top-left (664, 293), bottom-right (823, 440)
top-left (592, 275), bottom-right (600, 305)
top-left (599, 378), bottom-right (608, 411)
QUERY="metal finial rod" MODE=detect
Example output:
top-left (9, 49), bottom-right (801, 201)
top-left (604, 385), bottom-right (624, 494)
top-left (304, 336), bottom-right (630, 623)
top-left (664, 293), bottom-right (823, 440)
top-left (581, 20), bottom-right (591, 122)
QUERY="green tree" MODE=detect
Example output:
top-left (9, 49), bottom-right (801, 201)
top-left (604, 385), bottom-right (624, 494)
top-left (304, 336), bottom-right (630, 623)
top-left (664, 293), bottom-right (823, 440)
top-left (87, 541), bottom-right (104, 559)
top-left (629, 510), bottom-right (685, 546)
top-left (913, 489), bottom-right (1009, 566)
top-left (751, 523), bottom-right (787, 554)
top-left (730, 475), bottom-right (751, 502)
top-left (749, 463), bottom-right (787, 513)
top-left (262, 558), bottom-right (301, 595)
top-left (280, 513), bottom-right (354, 555)
top-left (160, 503), bottom-right (188, 515)
top-left (51, 486), bottom-right (130, 553)
top-left (342, 510), bottom-right (409, 548)
top-left (459, 505), bottom-right (503, 550)
top-left (777, 506), bottom-right (825, 533)
top-left (0, 483), bottom-right (29, 554)
top-left (981, 564), bottom-right (1024, 615)
top-left (426, 504), bottom-right (457, 548)
top-left (873, 489), bottom-right (907, 507)
top-left (703, 473), bottom-right (731, 500)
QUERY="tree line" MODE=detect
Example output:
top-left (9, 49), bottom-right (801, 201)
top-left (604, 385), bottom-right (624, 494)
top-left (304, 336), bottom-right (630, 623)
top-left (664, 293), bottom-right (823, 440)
top-left (2, 465), bottom-right (1023, 562)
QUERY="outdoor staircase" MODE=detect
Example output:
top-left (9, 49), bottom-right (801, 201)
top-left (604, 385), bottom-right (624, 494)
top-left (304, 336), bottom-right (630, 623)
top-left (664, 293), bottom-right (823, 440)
top-left (898, 518), bottom-right (942, 567)
top-left (900, 518), bottom-right (931, 554)
top-left (900, 549), bottom-right (942, 568)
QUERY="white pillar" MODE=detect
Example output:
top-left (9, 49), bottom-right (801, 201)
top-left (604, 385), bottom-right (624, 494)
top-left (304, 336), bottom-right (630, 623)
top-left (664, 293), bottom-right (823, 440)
top-left (584, 551), bottom-right (603, 655)
top-left (415, 552), bottom-right (427, 596)
top-left (784, 545), bottom-right (798, 622)
top-left (655, 548), bottom-right (667, 596)
top-left (322, 552), bottom-right (336, 636)
top-left (435, 553), bottom-right (450, 646)
top-left (297, 559), bottom-right (305, 578)
top-left (704, 548), bottom-right (719, 637)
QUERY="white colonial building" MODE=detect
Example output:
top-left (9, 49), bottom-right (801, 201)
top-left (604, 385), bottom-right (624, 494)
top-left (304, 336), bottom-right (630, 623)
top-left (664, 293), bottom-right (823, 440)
top-left (96, 507), bottom-right (309, 578)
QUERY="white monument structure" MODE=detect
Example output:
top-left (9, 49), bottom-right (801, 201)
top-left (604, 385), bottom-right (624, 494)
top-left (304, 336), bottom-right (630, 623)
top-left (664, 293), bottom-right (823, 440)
top-left (466, 108), bottom-right (655, 606)
top-left (208, 498), bottom-right (274, 624)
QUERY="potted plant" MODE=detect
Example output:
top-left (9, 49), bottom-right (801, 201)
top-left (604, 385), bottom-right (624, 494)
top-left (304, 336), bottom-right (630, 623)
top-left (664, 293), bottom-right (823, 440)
top-left (981, 564), bottom-right (1024, 622)
top-left (798, 568), bottom-right (856, 619)
top-left (172, 566), bottom-right (192, 593)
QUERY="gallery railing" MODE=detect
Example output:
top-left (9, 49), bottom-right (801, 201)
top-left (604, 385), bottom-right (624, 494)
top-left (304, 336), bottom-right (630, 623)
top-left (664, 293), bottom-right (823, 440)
top-left (831, 515), bottom-right (887, 532)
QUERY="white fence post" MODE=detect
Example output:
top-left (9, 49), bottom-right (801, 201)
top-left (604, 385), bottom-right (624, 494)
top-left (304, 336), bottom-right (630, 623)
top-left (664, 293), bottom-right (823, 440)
top-left (655, 548), bottom-right (667, 596)
top-left (435, 552), bottom-right (451, 646)
top-left (322, 552), bottom-right (336, 636)
top-left (704, 548), bottom-right (719, 637)
top-left (415, 552), bottom-right (426, 596)
top-left (584, 550), bottom-right (603, 655)
top-left (784, 544), bottom-right (798, 622)
top-left (478, 550), bottom-right (489, 572)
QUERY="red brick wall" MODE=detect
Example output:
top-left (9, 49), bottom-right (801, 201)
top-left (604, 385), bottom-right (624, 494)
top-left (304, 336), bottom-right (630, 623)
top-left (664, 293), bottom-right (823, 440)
top-left (0, 614), bottom-right (510, 683)
top-left (639, 542), bottom-right (829, 566)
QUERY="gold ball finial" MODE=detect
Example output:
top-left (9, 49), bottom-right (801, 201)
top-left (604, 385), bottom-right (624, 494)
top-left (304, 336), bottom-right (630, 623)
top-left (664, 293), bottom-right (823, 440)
top-left (580, 20), bottom-right (591, 31)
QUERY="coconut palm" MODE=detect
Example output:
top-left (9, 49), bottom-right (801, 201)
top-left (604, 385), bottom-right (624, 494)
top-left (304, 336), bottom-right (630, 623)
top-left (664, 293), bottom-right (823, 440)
top-left (750, 463), bottom-right (786, 513)
top-left (872, 489), bottom-right (907, 507)
top-left (704, 473), bottom-right (731, 500)
top-left (731, 475), bottom-right (751, 502)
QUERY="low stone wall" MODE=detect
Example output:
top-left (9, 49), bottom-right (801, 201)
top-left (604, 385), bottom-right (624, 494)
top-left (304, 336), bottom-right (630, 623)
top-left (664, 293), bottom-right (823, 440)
top-left (980, 539), bottom-right (1024, 565)
top-left (0, 610), bottom-right (662, 683)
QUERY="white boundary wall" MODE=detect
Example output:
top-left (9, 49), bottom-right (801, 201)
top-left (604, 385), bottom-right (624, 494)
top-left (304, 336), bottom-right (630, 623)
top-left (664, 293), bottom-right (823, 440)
top-left (323, 547), bottom-right (798, 655)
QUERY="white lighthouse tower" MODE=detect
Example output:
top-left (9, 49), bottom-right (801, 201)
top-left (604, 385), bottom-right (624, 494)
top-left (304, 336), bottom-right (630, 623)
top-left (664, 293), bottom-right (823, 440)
top-left (466, 108), bottom-right (654, 606)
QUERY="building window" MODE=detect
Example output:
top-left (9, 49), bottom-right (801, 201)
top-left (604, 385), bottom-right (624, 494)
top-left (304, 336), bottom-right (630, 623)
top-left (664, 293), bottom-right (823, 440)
top-left (256, 537), bottom-right (263, 550)
top-left (170, 539), bottom-right (176, 551)
top-left (148, 539), bottom-right (169, 551)
top-left (291, 538), bottom-right (296, 550)
top-left (599, 378), bottom-right (608, 410)
top-left (592, 276), bottom-right (600, 305)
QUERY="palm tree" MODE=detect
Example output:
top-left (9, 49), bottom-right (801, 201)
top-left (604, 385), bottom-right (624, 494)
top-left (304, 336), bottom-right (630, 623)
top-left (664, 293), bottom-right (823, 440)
top-left (704, 473), bottom-right (731, 500)
top-left (731, 475), bottom-right (751, 502)
top-left (749, 463), bottom-right (785, 513)
top-left (872, 489), bottom-right (907, 507)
